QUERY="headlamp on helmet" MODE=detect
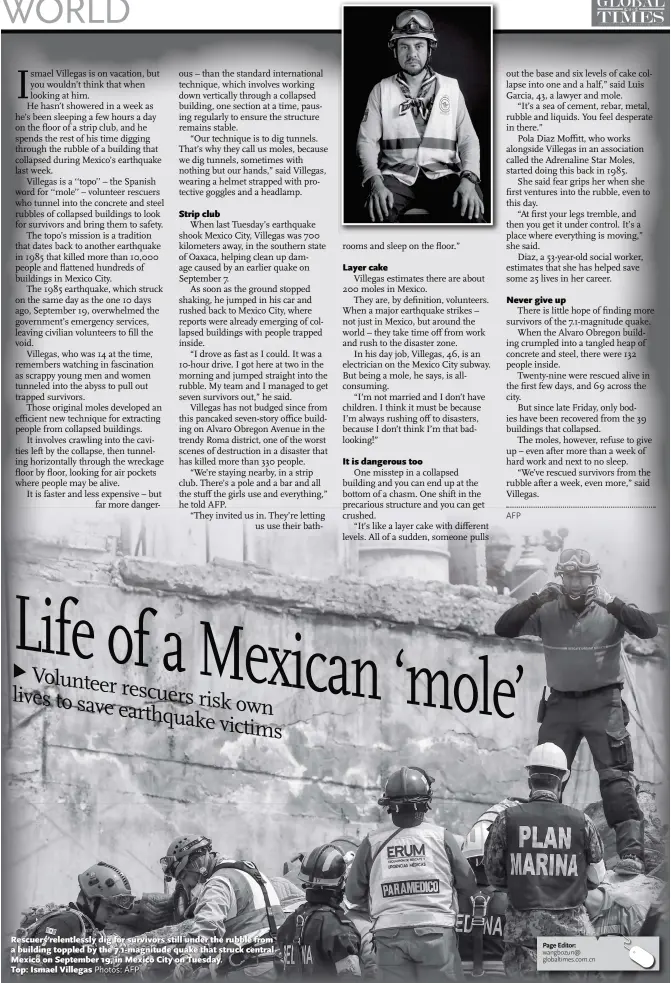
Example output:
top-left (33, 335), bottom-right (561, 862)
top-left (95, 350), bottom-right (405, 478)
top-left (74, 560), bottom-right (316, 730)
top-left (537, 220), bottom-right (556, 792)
top-left (388, 9), bottom-right (438, 50)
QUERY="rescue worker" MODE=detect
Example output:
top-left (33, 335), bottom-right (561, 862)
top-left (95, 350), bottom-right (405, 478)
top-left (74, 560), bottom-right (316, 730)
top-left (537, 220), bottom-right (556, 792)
top-left (483, 744), bottom-right (606, 978)
top-left (155, 833), bottom-right (285, 979)
top-left (485, 530), bottom-right (515, 595)
top-left (346, 766), bottom-right (477, 981)
top-left (335, 839), bottom-right (378, 978)
top-left (357, 9), bottom-right (484, 223)
top-left (278, 844), bottom-right (362, 977)
top-left (457, 801), bottom-right (524, 978)
top-left (15, 862), bottom-right (134, 969)
top-left (494, 548), bottom-right (658, 876)
top-left (585, 867), bottom-right (664, 937)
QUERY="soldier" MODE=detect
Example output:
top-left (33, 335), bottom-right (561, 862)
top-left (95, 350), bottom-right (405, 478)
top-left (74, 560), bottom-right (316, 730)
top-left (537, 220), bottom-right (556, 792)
top-left (278, 844), bottom-right (362, 977)
top-left (156, 833), bottom-right (284, 979)
top-left (346, 766), bottom-right (476, 982)
top-left (483, 745), bottom-right (605, 978)
top-left (15, 862), bottom-right (134, 970)
top-left (495, 547), bottom-right (658, 875)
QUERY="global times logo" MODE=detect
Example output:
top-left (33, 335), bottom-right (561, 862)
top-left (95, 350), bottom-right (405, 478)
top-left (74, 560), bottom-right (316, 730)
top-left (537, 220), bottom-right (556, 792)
top-left (592, 0), bottom-right (669, 25)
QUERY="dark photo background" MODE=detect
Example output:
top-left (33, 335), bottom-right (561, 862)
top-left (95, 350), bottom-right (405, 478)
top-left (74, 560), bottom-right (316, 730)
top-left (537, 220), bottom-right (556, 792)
top-left (342, 5), bottom-right (493, 223)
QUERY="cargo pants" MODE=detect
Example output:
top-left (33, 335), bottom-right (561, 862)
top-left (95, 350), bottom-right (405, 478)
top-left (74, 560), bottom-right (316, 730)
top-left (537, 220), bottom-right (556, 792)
top-left (538, 685), bottom-right (644, 858)
top-left (374, 926), bottom-right (465, 982)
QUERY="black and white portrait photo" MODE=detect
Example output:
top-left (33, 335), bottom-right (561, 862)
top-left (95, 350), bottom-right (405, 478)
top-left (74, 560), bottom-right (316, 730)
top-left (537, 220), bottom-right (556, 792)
top-left (342, 5), bottom-right (493, 225)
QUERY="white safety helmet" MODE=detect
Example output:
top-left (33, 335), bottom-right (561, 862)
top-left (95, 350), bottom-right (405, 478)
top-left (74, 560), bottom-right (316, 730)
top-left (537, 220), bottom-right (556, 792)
top-left (526, 743), bottom-right (570, 782)
top-left (462, 821), bottom-right (491, 861)
top-left (461, 799), bottom-right (520, 861)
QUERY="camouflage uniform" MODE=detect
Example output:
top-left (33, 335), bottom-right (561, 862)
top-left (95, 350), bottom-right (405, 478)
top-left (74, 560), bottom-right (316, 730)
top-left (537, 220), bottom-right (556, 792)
top-left (484, 791), bottom-right (603, 979)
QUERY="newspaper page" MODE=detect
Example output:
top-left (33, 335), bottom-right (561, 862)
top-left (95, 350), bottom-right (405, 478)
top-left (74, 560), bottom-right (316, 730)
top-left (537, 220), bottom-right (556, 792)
top-left (1, 0), bottom-right (668, 980)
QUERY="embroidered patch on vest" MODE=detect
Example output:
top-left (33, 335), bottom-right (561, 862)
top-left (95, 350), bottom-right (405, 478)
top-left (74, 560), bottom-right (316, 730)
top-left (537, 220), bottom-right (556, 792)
top-left (439, 95), bottom-right (451, 114)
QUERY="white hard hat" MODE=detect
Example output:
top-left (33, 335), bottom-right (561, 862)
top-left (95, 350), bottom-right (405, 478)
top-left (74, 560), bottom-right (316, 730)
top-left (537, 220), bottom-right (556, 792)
top-left (461, 799), bottom-right (519, 860)
top-left (526, 743), bottom-right (570, 782)
top-left (462, 821), bottom-right (490, 861)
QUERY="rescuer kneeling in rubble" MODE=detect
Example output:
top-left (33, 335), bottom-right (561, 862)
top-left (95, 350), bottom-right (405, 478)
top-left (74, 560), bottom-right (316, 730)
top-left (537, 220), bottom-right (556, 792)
top-left (154, 833), bottom-right (284, 980)
top-left (15, 862), bottom-right (134, 971)
top-left (483, 744), bottom-right (605, 978)
top-left (495, 547), bottom-right (657, 876)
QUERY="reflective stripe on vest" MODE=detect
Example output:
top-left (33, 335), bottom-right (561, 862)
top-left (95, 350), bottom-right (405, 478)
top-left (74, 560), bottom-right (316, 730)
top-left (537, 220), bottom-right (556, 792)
top-left (536, 602), bottom-right (625, 691)
top-left (368, 822), bottom-right (457, 929)
top-left (379, 74), bottom-right (460, 186)
top-left (211, 865), bottom-right (282, 941)
top-left (506, 801), bottom-right (588, 911)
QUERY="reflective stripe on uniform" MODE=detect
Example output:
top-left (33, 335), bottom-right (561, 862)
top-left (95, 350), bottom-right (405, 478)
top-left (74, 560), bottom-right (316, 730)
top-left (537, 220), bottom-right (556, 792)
top-left (368, 822), bottom-right (458, 929)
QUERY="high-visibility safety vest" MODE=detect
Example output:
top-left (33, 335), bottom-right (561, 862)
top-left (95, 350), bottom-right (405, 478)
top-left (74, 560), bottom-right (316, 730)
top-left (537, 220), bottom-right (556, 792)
top-left (505, 801), bottom-right (588, 911)
top-left (368, 822), bottom-right (458, 930)
top-left (208, 861), bottom-right (284, 943)
top-left (532, 601), bottom-right (624, 692)
top-left (379, 73), bottom-right (461, 186)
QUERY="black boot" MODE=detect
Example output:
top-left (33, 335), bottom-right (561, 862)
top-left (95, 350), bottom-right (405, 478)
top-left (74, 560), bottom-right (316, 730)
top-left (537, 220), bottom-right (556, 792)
top-left (613, 819), bottom-right (645, 876)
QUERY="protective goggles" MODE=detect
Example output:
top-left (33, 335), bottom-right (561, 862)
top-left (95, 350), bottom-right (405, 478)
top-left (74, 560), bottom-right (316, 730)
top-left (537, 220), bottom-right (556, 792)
top-left (160, 855), bottom-right (194, 880)
top-left (159, 855), bottom-right (175, 877)
top-left (555, 548), bottom-right (600, 576)
top-left (394, 10), bottom-right (434, 31)
top-left (560, 548), bottom-right (590, 564)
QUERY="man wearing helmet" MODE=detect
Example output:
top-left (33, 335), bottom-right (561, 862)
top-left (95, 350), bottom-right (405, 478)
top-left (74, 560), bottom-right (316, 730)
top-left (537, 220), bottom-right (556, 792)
top-left (15, 862), bottom-right (134, 968)
top-left (278, 844), bottom-right (363, 977)
top-left (346, 766), bottom-right (476, 981)
top-left (154, 833), bottom-right (284, 978)
top-left (457, 801), bottom-right (524, 978)
top-left (357, 9), bottom-right (484, 223)
top-left (486, 529), bottom-right (515, 595)
top-left (483, 745), bottom-right (605, 978)
top-left (494, 548), bottom-right (657, 877)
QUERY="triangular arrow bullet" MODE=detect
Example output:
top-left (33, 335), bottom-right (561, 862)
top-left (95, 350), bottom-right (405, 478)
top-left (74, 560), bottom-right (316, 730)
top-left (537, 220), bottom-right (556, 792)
top-left (13, 664), bottom-right (26, 678)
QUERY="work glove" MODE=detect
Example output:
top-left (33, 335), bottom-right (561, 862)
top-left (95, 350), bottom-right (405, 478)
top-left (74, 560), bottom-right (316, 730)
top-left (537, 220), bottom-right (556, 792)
top-left (173, 961), bottom-right (197, 982)
top-left (531, 582), bottom-right (562, 607)
top-left (585, 585), bottom-right (613, 607)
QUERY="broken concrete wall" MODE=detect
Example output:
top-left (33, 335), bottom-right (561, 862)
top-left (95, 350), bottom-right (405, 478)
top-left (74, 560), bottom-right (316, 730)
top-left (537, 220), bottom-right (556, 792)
top-left (4, 543), bottom-right (667, 932)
